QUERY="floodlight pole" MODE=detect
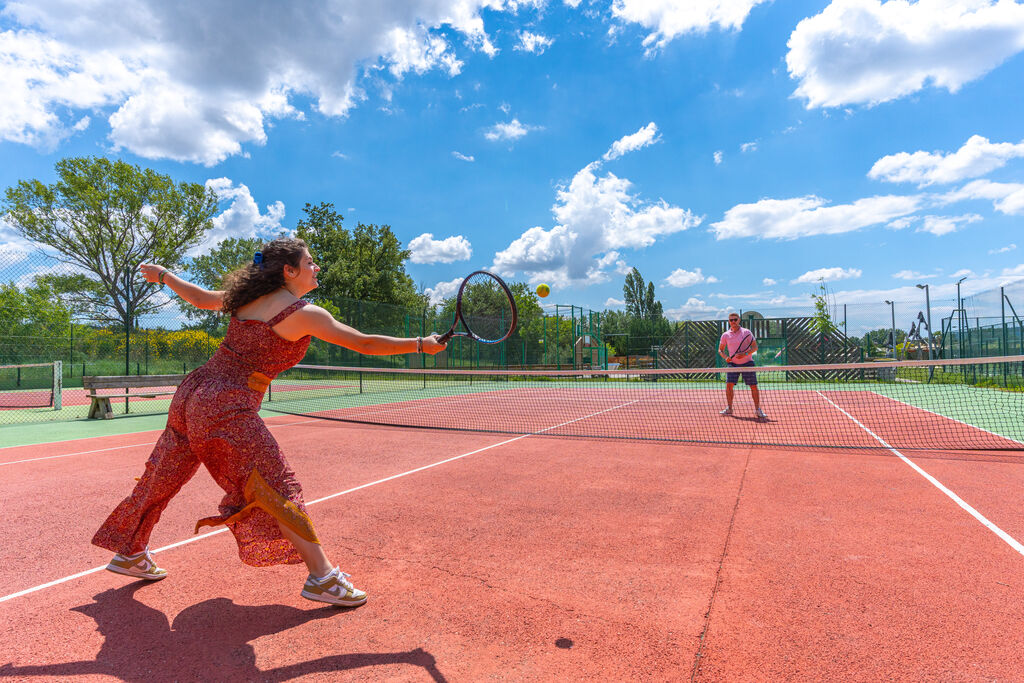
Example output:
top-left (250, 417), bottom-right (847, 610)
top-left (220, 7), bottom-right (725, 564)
top-left (885, 300), bottom-right (897, 360)
top-left (916, 284), bottom-right (933, 360)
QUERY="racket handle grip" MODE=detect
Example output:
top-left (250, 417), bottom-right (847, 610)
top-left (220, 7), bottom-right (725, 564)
top-left (436, 330), bottom-right (453, 344)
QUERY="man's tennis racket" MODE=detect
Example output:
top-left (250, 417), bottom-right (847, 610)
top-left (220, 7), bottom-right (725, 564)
top-left (727, 333), bottom-right (754, 363)
top-left (437, 270), bottom-right (518, 344)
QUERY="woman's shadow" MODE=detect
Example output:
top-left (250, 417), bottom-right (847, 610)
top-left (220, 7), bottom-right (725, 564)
top-left (1, 582), bottom-right (447, 682)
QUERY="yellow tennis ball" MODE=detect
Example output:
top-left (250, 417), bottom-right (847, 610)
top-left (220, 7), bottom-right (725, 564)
top-left (536, 283), bottom-right (550, 298)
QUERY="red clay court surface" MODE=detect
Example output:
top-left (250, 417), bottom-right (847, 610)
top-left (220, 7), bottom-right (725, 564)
top-left (1, 412), bottom-right (1023, 681)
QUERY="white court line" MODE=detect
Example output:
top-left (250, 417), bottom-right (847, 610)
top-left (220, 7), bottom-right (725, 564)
top-left (815, 390), bottom-right (1024, 557)
top-left (0, 399), bottom-right (639, 604)
top-left (0, 417), bottom-right (323, 467)
top-left (0, 442), bottom-right (158, 467)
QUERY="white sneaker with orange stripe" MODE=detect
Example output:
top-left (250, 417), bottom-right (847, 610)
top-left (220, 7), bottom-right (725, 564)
top-left (105, 549), bottom-right (168, 580)
top-left (300, 568), bottom-right (367, 607)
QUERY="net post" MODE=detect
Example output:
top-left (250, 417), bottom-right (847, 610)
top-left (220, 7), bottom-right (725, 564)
top-left (556, 307), bottom-right (561, 371)
top-left (1002, 287), bottom-right (1008, 386)
top-left (53, 360), bottom-right (62, 410)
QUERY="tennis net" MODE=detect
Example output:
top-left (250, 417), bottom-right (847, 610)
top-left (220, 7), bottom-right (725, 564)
top-left (263, 356), bottom-right (1024, 451)
top-left (0, 361), bottom-right (62, 409)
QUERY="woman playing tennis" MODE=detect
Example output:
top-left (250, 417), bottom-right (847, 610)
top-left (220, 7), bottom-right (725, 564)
top-left (92, 237), bottom-right (445, 607)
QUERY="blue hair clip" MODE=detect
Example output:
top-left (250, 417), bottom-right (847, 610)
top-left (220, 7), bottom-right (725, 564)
top-left (253, 252), bottom-right (264, 269)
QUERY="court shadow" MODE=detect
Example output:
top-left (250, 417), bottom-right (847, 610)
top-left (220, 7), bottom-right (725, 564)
top-left (725, 414), bottom-right (770, 423)
top-left (0, 582), bottom-right (447, 682)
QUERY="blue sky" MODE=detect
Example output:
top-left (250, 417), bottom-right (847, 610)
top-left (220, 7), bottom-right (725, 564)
top-left (2, 0), bottom-right (1023, 330)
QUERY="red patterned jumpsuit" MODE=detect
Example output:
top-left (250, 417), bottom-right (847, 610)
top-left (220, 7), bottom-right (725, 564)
top-left (92, 301), bottom-right (315, 566)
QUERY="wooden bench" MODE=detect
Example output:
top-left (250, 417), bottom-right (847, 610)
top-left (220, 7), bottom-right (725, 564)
top-left (82, 374), bottom-right (187, 419)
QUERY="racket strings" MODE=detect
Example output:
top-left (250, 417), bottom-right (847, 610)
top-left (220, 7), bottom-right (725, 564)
top-left (460, 273), bottom-right (515, 343)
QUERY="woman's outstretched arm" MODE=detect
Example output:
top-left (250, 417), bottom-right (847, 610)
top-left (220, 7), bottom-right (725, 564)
top-left (140, 264), bottom-right (224, 311)
top-left (294, 304), bottom-right (446, 355)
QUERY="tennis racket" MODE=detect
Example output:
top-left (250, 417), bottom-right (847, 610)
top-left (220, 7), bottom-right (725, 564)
top-left (437, 270), bottom-right (518, 344)
top-left (727, 333), bottom-right (754, 363)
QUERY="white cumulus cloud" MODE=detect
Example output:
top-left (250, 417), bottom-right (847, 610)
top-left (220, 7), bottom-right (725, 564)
top-left (762, 277), bottom-right (777, 286)
top-left (408, 233), bottom-right (472, 264)
top-left (889, 213), bottom-right (984, 235)
top-left (990, 243), bottom-right (1017, 254)
top-left (424, 277), bottom-right (463, 306)
top-left (664, 297), bottom-right (727, 321)
top-left (197, 178), bottom-right (285, 255)
top-left (711, 194), bottom-right (922, 240)
top-left (791, 267), bottom-right (862, 284)
top-left (0, 0), bottom-right (519, 163)
top-left (917, 213), bottom-right (983, 235)
top-left (484, 118), bottom-right (540, 142)
top-left (869, 135), bottom-right (1024, 186)
top-left (940, 179), bottom-right (1024, 215)
top-left (516, 31), bottom-right (554, 54)
top-left (713, 150), bottom-right (723, 165)
top-left (493, 162), bottom-right (701, 286)
top-left (612, 0), bottom-right (771, 54)
top-left (787, 0), bottom-right (1024, 109)
top-left (452, 151), bottom-right (475, 161)
top-left (603, 122), bottom-right (660, 161)
top-left (664, 267), bottom-right (718, 288)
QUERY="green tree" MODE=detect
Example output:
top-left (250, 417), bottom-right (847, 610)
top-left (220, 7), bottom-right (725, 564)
top-left (623, 267), bottom-right (664, 321)
top-left (863, 327), bottom-right (906, 355)
top-left (294, 202), bottom-right (419, 309)
top-left (809, 280), bottom-right (841, 361)
top-left (433, 279), bottom-right (538, 339)
top-left (183, 236), bottom-right (265, 333)
top-left (809, 280), bottom-right (839, 338)
top-left (600, 309), bottom-right (631, 355)
top-left (618, 268), bottom-right (671, 355)
top-left (2, 157), bottom-right (218, 339)
top-left (0, 279), bottom-right (73, 363)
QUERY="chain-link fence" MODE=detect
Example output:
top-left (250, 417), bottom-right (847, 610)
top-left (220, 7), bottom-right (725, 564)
top-left (4, 237), bottom-right (1021, 426)
top-left (1, 246), bottom-right (607, 425)
top-left (597, 283), bottom-right (1024, 369)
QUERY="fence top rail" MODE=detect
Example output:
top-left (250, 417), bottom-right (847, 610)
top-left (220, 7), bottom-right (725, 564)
top-left (82, 374), bottom-right (188, 388)
top-left (291, 354), bottom-right (1024, 379)
top-left (0, 362), bottom-right (58, 370)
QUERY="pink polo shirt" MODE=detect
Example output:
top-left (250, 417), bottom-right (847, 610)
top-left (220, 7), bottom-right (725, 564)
top-left (720, 327), bottom-right (754, 362)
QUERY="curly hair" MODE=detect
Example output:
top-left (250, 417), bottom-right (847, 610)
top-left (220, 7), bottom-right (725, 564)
top-left (220, 237), bottom-right (309, 316)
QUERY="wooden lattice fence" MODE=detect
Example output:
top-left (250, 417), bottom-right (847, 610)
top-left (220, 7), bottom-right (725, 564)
top-left (658, 316), bottom-right (863, 378)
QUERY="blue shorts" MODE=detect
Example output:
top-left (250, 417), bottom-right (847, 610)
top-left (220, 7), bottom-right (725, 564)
top-left (726, 361), bottom-right (757, 385)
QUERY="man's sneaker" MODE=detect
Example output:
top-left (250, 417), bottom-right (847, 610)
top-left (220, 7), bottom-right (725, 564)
top-left (106, 549), bottom-right (167, 580)
top-left (301, 568), bottom-right (367, 607)
top-left (720, 407), bottom-right (732, 416)
top-left (756, 408), bottom-right (767, 420)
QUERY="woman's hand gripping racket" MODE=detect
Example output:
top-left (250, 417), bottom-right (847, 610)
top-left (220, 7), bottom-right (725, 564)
top-left (727, 333), bottom-right (755, 364)
top-left (437, 270), bottom-right (518, 344)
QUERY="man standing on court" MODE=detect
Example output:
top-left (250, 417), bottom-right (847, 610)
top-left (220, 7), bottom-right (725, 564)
top-left (719, 313), bottom-right (767, 420)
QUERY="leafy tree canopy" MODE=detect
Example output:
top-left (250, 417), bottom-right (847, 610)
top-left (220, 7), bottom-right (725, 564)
top-left (809, 280), bottom-right (840, 337)
top-left (294, 202), bottom-right (421, 309)
top-left (2, 156), bottom-right (218, 330)
top-left (433, 279), bottom-right (543, 345)
top-left (623, 267), bottom-right (664, 321)
top-left (604, 268), bottom-right (671, 355)
top-left (182, 236), bottom-right (265, 333)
